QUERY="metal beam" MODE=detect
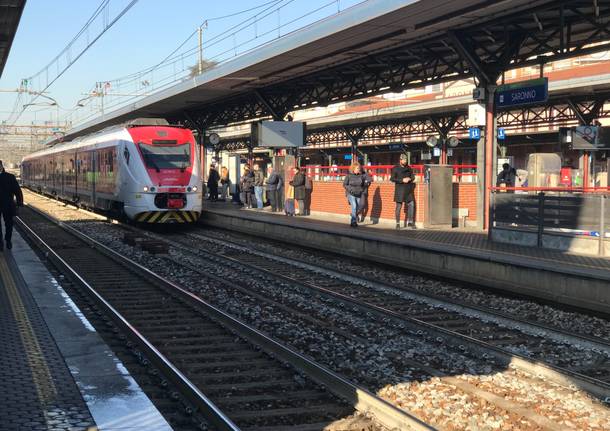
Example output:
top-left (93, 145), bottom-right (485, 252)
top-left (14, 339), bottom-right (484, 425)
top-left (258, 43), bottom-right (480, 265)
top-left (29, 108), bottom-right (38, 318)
top-left (254, 90), bottom-right (285, 121)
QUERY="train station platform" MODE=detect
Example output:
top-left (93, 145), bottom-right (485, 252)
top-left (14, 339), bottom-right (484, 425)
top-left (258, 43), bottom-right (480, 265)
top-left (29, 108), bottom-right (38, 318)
top-left (201, 203), bottom-right (610, 316)
top-left (1, 229), bottom-right (172, 431)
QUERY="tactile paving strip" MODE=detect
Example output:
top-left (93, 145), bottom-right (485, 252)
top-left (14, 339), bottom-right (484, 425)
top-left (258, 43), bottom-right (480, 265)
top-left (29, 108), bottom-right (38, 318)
top-left (0, 256), bottom-right (96, 431)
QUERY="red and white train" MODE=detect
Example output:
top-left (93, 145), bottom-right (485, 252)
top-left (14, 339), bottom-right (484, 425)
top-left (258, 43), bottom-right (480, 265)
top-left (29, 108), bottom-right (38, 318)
top-left (21, 119), bottom-right (202, 223)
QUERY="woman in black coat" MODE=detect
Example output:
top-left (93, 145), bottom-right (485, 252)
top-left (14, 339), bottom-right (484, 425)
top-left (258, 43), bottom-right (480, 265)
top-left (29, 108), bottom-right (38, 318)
top-left (289, 167), bottom-right (306, 215)
top-left (343, 163), bottom-right (365, 227)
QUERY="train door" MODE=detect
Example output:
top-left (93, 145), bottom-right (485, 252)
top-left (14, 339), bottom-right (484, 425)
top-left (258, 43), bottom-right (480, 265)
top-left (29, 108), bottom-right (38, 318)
top-left (91, 150), bottom-right (96, 206)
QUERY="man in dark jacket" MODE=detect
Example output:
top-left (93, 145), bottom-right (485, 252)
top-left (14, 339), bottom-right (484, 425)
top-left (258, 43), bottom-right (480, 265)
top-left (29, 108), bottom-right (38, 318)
top-left (0, 161), bottom-right (23, 249)
top-left (207, 165), bottom-right (220, 201)
top-left (289, 167), bottom-right (306, 215)
top-left (239, 165), bottom-right (255, 208)
top-left (343, 164), bottom-right (365, 227)
top-left (390, 154), bottom-right (416, 230)
top-left (265, 165), bottom-right (282, 212)
top-left (497, 163), bottom-right (517, 190)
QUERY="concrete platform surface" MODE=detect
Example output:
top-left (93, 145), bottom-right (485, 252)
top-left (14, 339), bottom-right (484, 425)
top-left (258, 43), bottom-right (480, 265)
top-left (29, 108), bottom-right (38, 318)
top-left (202, 203), bottom-right (610, 314)
top-left (1, 230), bottom-right (172, 431)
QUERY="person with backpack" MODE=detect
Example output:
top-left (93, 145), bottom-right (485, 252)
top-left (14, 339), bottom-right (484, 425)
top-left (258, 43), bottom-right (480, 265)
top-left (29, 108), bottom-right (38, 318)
top-left (343, 163), bottom-right (366, 228)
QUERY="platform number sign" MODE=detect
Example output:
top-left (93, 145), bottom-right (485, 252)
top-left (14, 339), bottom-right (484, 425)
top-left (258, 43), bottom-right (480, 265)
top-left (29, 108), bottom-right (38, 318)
top-left (469, 127), bottom-right (481, 140)
top-left (497, 128), bottom-right (506, 140)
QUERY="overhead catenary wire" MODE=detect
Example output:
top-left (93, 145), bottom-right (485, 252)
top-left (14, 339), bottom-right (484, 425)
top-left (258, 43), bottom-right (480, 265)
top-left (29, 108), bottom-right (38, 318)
top-left (8, 0), bottom-right (140, 126)
top-left (102, 0), bottom-right (288, 87)
top-left (66, 0), bottom-right (363, 126)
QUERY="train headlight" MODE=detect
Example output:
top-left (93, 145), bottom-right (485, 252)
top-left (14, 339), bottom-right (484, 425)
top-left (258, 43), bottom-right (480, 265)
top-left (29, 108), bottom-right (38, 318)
top-left (187, 186), bottom-right (192, 192)
top-left (192, 185), bottom-right (198, 192)
top-left (150, 186), bottom-right (156, 192)
top-left (143, 186), bottom-right (149, 192)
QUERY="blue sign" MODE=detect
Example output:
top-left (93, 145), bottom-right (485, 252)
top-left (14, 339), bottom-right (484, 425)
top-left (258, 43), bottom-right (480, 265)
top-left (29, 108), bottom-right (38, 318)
top-left (498, 128), bottom-right (506, 140)
top-left (344, 154), bottom-right (352, 160)
top-left (495, 77), bottom-right (548, 108)
top-left (469, 127), bottom-right (481, 140)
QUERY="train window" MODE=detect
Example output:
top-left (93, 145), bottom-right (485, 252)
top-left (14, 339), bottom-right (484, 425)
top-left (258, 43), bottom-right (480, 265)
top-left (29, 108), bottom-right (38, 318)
top-left (123, 147), bottom-right (130, 165)
top-left (139, 143), bottom-right (191, 170)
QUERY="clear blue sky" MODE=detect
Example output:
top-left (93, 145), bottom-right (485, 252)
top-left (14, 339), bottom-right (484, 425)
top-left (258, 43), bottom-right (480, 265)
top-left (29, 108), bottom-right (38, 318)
top-left (0, 0), bottom-right (362, 125)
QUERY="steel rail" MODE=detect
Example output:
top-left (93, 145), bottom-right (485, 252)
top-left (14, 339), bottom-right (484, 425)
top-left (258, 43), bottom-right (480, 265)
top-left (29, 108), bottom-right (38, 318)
top-left (17, 204), bottom-right (435, 431)
top-left (15, 214), bottom-right (241, 431)
top-left (189, 231), bottom-right (610, 353)
top-left (177, 230), bottom-right (610, 402)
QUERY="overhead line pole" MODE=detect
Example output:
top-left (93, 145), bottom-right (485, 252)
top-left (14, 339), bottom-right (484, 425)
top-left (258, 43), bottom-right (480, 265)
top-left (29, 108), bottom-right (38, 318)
top-left (198, 21), bottom-right (208, 75)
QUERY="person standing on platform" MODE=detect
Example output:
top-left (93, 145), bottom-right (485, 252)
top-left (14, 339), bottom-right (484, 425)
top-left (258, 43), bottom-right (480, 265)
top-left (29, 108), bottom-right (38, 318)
top-left (253, 164), bottom-right (265, 209)
top-left (289, 166), bottom-right (306, 215)
top-left (0, 161), bottom-right (23, 250)
top-left (219, 166), bottom-right (231, 201)
top-left (343, 163), bottom-right (366, 228)
top-left (358, 167), bottom-right (373, 222)
top-left (497, 163), bottom-right (517, 191)
top-left (207, 165), bottom-right (220, 201)
top-left (239, 165), bottom-right (254, 208)
top-left (391, 154), bottom-right (416, 230)
top-left (266, 165), bottom-right (282, 212)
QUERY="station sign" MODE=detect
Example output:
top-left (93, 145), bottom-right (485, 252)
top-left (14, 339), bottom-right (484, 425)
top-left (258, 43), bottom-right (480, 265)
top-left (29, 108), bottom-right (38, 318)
top-left (495, 77), bottom-right (548, 108)
top-left (497, 128), bottom-right (506, 140)
top-left (468, 127), bottom-right (481, 140)
top-left (344, 154), bottom-right (352, 160)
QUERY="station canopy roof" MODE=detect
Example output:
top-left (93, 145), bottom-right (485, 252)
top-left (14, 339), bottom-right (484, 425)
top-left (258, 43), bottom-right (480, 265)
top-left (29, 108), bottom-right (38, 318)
top-left (58, 0), bottom-right (610, 144)
top-left (0, 0), bottom-right (26, 78)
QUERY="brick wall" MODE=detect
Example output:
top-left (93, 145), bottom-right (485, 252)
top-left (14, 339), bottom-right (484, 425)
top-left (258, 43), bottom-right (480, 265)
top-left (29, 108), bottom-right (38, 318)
top-left (309, 181), bottom-right (477, 223)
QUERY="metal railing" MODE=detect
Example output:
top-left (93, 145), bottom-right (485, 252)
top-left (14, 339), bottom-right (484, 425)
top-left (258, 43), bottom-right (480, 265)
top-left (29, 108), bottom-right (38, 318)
top-left (490, 186), bottom-right (610, 254)
top-left (302, 164), bottom-right (477, 183)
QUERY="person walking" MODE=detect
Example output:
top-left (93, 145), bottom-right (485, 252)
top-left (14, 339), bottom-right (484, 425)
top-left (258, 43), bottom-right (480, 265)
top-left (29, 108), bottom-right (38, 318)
top-left (265, 165), bottom-right (282, 212)
top-left (0, 161), bottom-right (23, 250)
top-left (289, 166), bottom-right (306, 215)
top-left (207, 165), bottom-right (220, 201)
top-left (343, 163), bottom-right (366, 227)
top-left (219, 166), bottom-right (231, 201)
top-left (390, 154), bottom-right (416, 230)
top-left (239, 165), bottom-right (254, 208)
top-left (253, 164), bottom-right (265, 209)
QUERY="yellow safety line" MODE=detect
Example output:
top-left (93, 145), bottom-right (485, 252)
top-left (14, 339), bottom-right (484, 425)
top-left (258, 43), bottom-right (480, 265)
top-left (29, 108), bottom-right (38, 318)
top-left (0, 256), bottom-right (58, 417)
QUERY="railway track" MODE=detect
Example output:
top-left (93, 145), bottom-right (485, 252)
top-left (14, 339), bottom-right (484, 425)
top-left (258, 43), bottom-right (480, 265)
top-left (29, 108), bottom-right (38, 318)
top-left (176, 229), bottom-right (610, 401)
top-left (17, 205), bottom-right (428, 431)
top-left (20, 191), bottom-right (610, 429)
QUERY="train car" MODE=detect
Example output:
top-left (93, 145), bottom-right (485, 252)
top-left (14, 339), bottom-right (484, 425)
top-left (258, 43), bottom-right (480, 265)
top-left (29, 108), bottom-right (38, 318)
top-left (21, 118), bottom-right (202, 223)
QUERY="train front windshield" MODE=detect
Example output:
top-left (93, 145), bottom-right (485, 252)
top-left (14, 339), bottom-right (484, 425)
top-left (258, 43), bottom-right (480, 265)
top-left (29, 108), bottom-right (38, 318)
top-left (139, 142), bottom-right (191, 170)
